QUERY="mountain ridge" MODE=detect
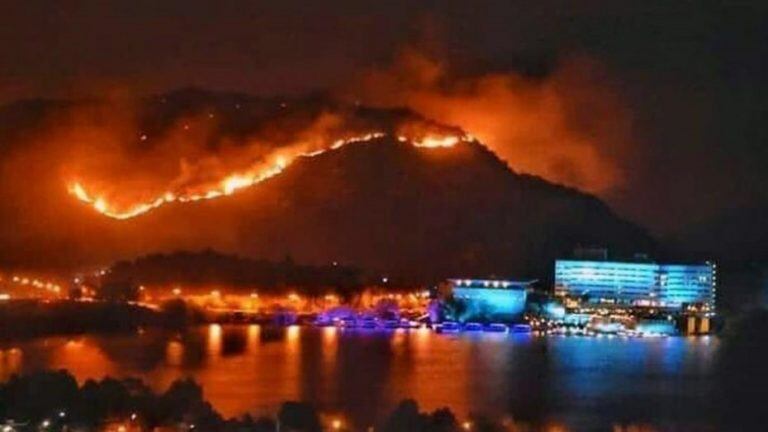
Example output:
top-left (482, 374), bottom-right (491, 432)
top-left (0, 89), bottom-right (655, 278)
top-left (129, 134), bottom-right (654, 280)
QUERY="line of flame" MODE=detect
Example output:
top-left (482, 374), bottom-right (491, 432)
top-left (68, 132), bottom-right (471, 220)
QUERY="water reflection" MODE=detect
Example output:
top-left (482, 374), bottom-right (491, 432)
top-left (207, 323), bottom-right (222, 360)
top-left (52, 338), bottom-right (115, 378)
top-left (247, 324), bottom-right (260, 353)
top-left (0, 347), bottom-right (22, 380)
top-left (0, 326), bottom-right (728, 429)
top-left (165, 340), bottom-right (183, 367)
top-left (320, 326), bottom-right (338, 398)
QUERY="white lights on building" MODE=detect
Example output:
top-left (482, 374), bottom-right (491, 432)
top-left (554, 260), bottom-right (715, 310)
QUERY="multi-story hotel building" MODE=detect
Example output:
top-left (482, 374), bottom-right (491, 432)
top-left (554, 260), bottom-right (716, 311)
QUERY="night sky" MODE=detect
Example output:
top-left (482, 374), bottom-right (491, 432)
top-left (1, 1), bottom-right (766, 236)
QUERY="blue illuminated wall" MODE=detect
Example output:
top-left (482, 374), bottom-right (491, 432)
top-left (657, 264), bottom-right (715, 307)
top-left (449, 279), bottom-right (528, 321)
top-left (554, 260), bottom-right (715, 309)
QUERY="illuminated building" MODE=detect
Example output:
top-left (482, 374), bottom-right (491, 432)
top-left (447, 279), bottom-right (531, 322)
top-left (554, 260), bottom-right (715, 311)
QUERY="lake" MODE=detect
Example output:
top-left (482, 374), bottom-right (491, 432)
top-left (0, 325), bottom-right (762, 431)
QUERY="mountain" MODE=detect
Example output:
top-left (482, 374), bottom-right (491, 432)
top-left (0, 89), bottom-right (655, 280)
top-left (128, 133), bottom-right (654, 281)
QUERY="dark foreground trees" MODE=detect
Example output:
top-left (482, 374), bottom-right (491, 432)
top-left (0, 370), bottom-right (507, 431)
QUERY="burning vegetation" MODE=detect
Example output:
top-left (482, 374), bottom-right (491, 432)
top-left (67, 128), bottom-right (474, 220)
top-left (2, 91), bottom-right (475, 220)
top-left (345, 47), bottom-right (632, 194)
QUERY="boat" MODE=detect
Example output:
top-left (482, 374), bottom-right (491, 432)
top-left (485, 323), bottom-right (508, 332)
top-left (463, 322), bottom-right (483, 331)
top-left (438, 321), bottom-right (461, 333)
top-left (382, 319), bottom-right (400, 329)
top-left (314, 319), bottom-right (334, 327)
top-left (511, 324), bottom-right (532, 333)
top-left (359, 318), bottom-right (377, 329)
top-left (398, 319), bottom-right (419, 329)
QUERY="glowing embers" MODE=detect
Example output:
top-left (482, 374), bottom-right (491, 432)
top-left (68, 182), bottom-right (172, 220)
top-left (68, 153), bottom-right (295, 220)
top-left (398, 132), bottom-right (474, 149)
top-left (411, 135), bottom-right (460, 148)
top-left (68, 131), bottom-right (469, 220)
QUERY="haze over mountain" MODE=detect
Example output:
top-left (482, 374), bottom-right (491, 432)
top-left (0, 89), bottom-right (654, 279)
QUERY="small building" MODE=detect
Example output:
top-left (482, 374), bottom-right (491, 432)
top-left (446, 279), bottom-right (531, 322)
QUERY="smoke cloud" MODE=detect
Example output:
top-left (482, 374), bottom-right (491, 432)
top-left (344, 47), bottom-right (633, 194)
top-left (0, 92), bottom-right (474, 271)
top-left (0, 48), bottom-right (637, 272)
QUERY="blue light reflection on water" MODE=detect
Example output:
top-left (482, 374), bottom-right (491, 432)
top-left (544, 336), bottom-right (719, 429)
top-left (0, 327), bottom-right (731, 430)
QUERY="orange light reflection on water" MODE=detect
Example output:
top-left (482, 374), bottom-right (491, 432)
top-left (0, 348), bottom-right (23, 381)
top-left (402, 328), bottom-right (469, 415)
top-left (321, 326), bottom-right (339, 398)
top-left (0, 327), bottom-right (677, 430)
top-left (207, 323), bottom-right (223, 361)
top-left (51, 338), bottom-right (115, 380)
top-left (247, 324), bottom-right (260, 353)
top-left (165, 340), bottom-right (184, 367)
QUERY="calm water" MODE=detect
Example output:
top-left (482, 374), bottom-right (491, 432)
top-left (0, 325), bottom-right (759, 430)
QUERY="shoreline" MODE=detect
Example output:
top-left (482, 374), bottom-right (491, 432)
top-left (0, 298), bottom-right (724, 343)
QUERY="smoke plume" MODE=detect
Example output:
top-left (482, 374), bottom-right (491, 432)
top-left (0, 48), bottom-right (637, 272)
top-left (344, 47), bottom-right (633, 194)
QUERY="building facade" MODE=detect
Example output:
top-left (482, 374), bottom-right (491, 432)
top-left (447, 279), bottom-right (530, 321)
top-left (554, 260), bottom-right (715, 310)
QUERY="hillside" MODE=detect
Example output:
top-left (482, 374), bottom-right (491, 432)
top-left (130, 134), bottom-right (654, 280)
top-left (0, 89), bottom-right (654, 280)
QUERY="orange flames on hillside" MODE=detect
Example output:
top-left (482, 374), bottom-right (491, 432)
top-left (68, 131), bottom-right (472, 220)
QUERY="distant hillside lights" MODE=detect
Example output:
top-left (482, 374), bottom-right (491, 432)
top-left (0, 273), bottom-right (64, 300)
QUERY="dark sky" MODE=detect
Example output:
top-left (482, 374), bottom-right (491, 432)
top-left (1, 0), bottom-right (766, 235)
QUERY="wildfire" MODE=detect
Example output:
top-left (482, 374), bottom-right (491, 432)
top-left (408, 135), bottom-right (463, 148)
top-left (68, 131), bottom-right (471, 220)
